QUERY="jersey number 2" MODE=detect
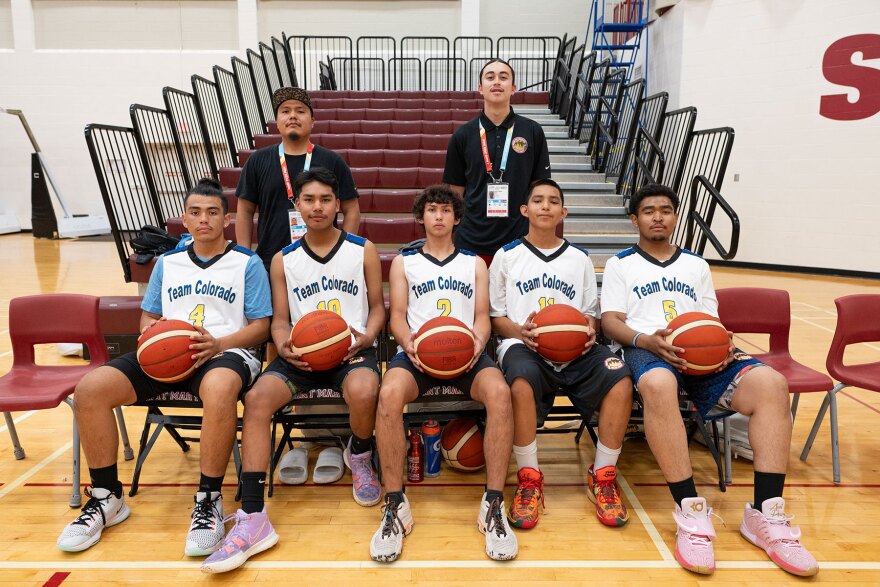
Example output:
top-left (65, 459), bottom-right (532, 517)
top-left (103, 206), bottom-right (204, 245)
top-left (437, 298), bottom-right (451, 317)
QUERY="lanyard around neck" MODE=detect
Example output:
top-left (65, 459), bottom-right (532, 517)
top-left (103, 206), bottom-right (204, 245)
top-left (279, 142), bottom-right (314, 202)
top-left (478, 120), bottom-right (514, 182)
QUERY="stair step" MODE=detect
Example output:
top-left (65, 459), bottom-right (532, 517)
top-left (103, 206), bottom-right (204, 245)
top-left (544, 131), bottom-right (571, 139)
top-left (549, 172), bottom-right (606, 183)
top-left (566, 232), bottom-right (638, 247)
top-left (517, 107), bottom-right (552, 115)
top-left (564, 193), bottom-right (624, 206)
top-left (549, 144), bottom-right (587, 154)
top-left (551, 161), bottom-right (592, 172)
top-left (563, 218), bottom-right (637, 234)
top-left (555, 181), bottom-right (615, 192)
top-left (595, 22), bottom-right (646, 33)
top-left (565, 205), bottom-right (626, 216)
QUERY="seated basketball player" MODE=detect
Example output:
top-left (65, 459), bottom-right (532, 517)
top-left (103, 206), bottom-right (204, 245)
top-left (369, 185), bottom-right (517, 563)
top-left (202, 168), bottom-right (385, 574)
top-left (57, 179), bottom-right (271, 556)
top-left (489, 179), bottom-right (633, 530)
top-left (600, 183), bottom-right (817, 576)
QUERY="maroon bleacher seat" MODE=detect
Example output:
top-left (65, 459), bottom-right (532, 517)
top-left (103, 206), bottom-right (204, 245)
top-left (419, 150), bottom-right (446, 167)
top-left (364, 109), bottom-right (396, 121)
top-left (128, 255), bottom-right (157, 284)
top-left (390, 120), bottom-right (421, 134)
top-left (359, 217), bottom-right (422, 244)
top-left (351, 134), bottom-right (390, 149)
top-left (358, 189), bottom-right (419, 213)
top-left (419, 134), bottom-right (452, 150)
top-left (369, 99), bottom-right (396, 109)
top-left (335, 108), bottom-right (366, 121)
top-left (342, 98), bottom-right (370, 109)
top-left (384, 134), bottom-right (422, 150)
top-left (376, 168), bottom-right (419, 189)
top-left (239, 149), bottom-right (255, 165)
top-left (378, 251), bottom-right (396, 281)
top-left (396, 99), bottom-right (423, 109)
top-left (361, 120), bottom-right (393, 134)
top-left (418, 168), bottom-right (444, 186)
top-left (314, 134), bottom-right (356, 150)
top-left (219, 167), bottom-right (240, 189)
top-left (254, 134), bottom-right (281, 149)
top-left (223, 188), bottom-right (238, 213)
top-left (343, 149), bottom-right (385, 167)
top-left (311, 98), bottom-right (344, 110)
top-left (380, 150), bottom-right (421, 167)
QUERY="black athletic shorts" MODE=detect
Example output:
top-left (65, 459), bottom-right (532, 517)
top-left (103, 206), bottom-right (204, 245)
top-left (387, 351), bottom-right (499, 399)
top-left (107, 350), bottom-right (257, 404)
top-left (255, 348), bottom-right (380, 403)
top-left (500, 343), bottom-right (631, 425)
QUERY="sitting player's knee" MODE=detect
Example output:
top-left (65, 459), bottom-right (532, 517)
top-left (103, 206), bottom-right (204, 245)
top-left (482, 381), bottom-right (513, 412)
top-left (636, 372), bottom-right (677, 404)
top-left (509, 377), bottom-right (534, 401)
top-left (243, 386), bottom-right (281, 418)
top-left (377, 386), bottom-right (406, 418)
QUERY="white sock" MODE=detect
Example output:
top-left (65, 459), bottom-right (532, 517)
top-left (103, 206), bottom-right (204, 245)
top-left (593, 440), bottom-right (622, 470)
top-left (512, 440), bottom-right (539, 471)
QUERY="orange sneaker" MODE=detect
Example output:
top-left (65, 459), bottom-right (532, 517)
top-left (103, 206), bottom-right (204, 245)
top-left (587, 465), bottom-right (629, 527)
top-left (507, 467), bottom-right (544, 529)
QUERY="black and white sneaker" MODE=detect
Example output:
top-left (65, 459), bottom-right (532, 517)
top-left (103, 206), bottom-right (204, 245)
top-left (57, 486), bottom-right (130, 552)
top-left (477, 493), bottom-right (518, 561)
top-left (370, 494), bottom-right (414, 562)
top-left (185, 491), bottom-right (225, 556)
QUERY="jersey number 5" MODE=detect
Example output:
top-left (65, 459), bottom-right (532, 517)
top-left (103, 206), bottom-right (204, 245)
top-left (663, 300), bottom-right (678, 323)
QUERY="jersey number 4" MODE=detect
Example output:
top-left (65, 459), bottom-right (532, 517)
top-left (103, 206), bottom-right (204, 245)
top-left (188, 304), bottom-right (205, 327)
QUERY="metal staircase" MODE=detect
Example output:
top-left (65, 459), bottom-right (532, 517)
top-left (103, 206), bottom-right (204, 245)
top-left (587, 0), bottom-right (649, 85)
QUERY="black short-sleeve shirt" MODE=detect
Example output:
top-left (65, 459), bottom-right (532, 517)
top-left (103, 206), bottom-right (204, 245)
top-left (443, 108), bottom-right (551, 256)
top-left (236, 144), bottom-right (358, 267)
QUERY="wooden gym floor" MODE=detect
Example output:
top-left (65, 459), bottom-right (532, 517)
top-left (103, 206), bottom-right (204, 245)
top-left (1, 233), bottom-right (879, 586)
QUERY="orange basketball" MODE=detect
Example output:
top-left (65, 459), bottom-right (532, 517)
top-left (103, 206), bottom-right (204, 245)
top-left (136, 319), bottom-right (199, 383)
top-left (665, 312), bottom-right (731, 376)
top-left (532, 303), bottom-right (591, 363)
top-left (414, 316), bottom-right (475, 379)
top-left (289, 310), bottom-right (352, 371)
top-left (440, 418), bottom-right (485, 472)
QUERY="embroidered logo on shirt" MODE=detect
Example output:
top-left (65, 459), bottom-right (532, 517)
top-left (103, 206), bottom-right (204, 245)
top-left (512, 137), bottom-right (529, 153)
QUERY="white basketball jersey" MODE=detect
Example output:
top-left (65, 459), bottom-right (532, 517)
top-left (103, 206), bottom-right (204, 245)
top-left (160, 243), bottom-right (260, 366)
top-left (600, 246), bottom-right (717, 352)
top-left (489, 238), bottom-right (598, 363)
top-left (402, 248), bottom-right (477, 333)
top-left (281, 231), bottom-right (369, 333)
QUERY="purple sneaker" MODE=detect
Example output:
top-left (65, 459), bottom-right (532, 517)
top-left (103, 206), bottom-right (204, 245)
top-left (200, 508), bottom-right (278, 574)
top-left (344, 438), bottom-right (381, 507)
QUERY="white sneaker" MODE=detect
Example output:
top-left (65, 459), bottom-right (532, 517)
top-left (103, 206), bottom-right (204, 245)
top-left (477, 493), bottom-right (518, 561)
top-left (370, 494), bottom-right (414, 562)
top-left (185, 491), bottom-right (225, 556)
top-left (57, 487), bottom-right (131, 552)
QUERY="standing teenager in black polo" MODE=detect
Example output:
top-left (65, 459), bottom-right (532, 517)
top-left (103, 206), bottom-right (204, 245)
top-left (235, 87), bottom-right (361, 271)
top-left (443, 59), bottom-right (552, 263)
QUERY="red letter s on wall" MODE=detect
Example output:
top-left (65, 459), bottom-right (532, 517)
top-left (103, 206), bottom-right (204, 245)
top-left (820, 34), bottom-right (880, 121)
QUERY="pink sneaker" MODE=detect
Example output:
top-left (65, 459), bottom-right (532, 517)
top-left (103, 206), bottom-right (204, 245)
top-left (740, 497), bottom-right (818, 577)
top-left (672, 497), bottom-right (716, 574)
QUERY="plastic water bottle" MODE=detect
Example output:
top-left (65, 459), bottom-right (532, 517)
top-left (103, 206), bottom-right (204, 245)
top-left (422, 420), bottom-right (441, 477)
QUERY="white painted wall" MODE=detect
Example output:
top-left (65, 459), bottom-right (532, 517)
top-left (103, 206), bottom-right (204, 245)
top-left (648, 0), bottom-right (880, 273)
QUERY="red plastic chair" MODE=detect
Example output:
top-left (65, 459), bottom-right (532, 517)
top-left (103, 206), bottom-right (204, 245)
top-left (801, 294), bottom-right (880, 483)
top-left (716, 288), bottom-right (834, 483)
top-left (0, 294), bottom-right (110, 506)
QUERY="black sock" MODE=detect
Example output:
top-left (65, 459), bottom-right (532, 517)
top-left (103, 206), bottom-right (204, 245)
top-left (350, 434), bottom-right (373, 455)
top-left (484, 489), bottom-right (504, 504)
top-left (667, 477), bottom-right (698, 507)
top-left (754, 471), bottom-right (785, 510)
top-left (240, 472), bottom-right (267, 514)
top-left (89, 464), bottom-right (122, 498)
top-left (385, 490), bottom-right (405, 508)
top-left (199, 473), bottom-right (224, 495)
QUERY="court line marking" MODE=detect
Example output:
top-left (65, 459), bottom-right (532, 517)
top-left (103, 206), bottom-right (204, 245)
top-left (0, 410), bottom-right (37, 434)
top-left (0, 350), bottom-right (11, 358)
top-left (615, 474), bottom-right (674, 561)
top-left (0, 560), bottom-right (877, 571)
top-left (0, 440), bottom-right (72, 501)
top-left (792, 303), bottom-right (880, 352)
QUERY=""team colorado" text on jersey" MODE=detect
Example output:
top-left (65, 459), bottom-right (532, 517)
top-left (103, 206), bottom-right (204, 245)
top-left (632, 277), bottom-right (698, 301)
top-left (291, 276), bottom-right (360, 302)
top-left (411, 276), bottom-right (474, 299)
top-left (515, 273), bottom-right (577, 301)
top-left (167, 280), bottom-right (238, 304)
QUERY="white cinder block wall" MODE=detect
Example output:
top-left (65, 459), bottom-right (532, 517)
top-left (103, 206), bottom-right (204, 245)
top-left (0, 0), bottom-right (578, 233)
top-left (648, 0), bottom-right (880, 273)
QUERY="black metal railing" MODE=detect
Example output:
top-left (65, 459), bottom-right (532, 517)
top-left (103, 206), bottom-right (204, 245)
top-left (618, 91), bottom-right (667, 197)
top-left (192, 75), bottom-right (236, 169)
top-left (633, 126), bottom-right (666, 191)
top-left (246, 48), bottom-right (274, 126)
top-left (550, 34), bottom-right (576, 113)
top-left (163, 87), bottom-right (216, 184)
top-left (683, 174), bottom-right (740, 259)
top-left (213, 65), bottom-right (251, 158)
top-left (272, 36), bottom-right (294, 87)
top-left (657, 106), bottom-right (697, 191)
top-left (129, 104), bottom-right (188, 221)
top-left (557, 44), bottom-right (585, 121)
top-left (259, 41), bottom-right (283, 94)
top-left (567, 53), bottom-right (596, 138)
top-left (589, 68), bottom-right (626, 172)
top-left (231, 56), bottom-right (266, 139)
top-left (288, 36), bottom-right (354, 90)
top-left (85, 124), bottom-right (162, 282)
top-left (604, 77), bottom-right (645, 178)
top-left (672, 127), bottom-right (735, 248)
top-left (574, 57), bottom-right (609, 145)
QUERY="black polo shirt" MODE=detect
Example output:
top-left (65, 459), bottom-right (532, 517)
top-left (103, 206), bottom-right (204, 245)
top-left (443, 108), bottom-right (551, 256)
top-left (236, 144), bottom-right (358, 267)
